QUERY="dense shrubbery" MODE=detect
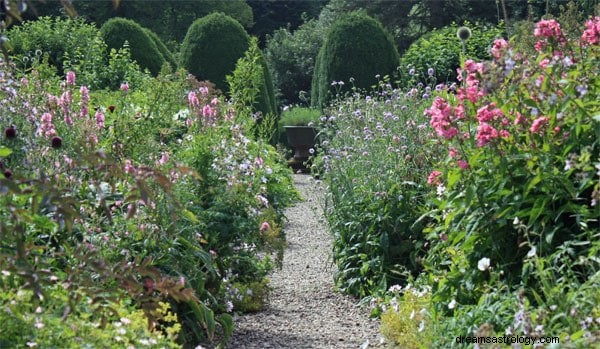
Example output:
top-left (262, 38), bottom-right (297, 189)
top-left (143, 27), bottom-right (177, 70)
top-left (398, 22), bottom-right (505, 87)
top-left (316, 78), bottom-right (443, 297)
top-left (180, 13), bottom-right (251, 93)
top-left (6, 16), bottom-right (146, 90)
top-left (100, 18), bottom-right (166, 76)
top-left (264, 19), bottom-right (327, 106)
top-left (311, 12), bottom-right (400, 109)
top-left (333, 15), bottom-right (598, 347)
top-left (0, 29), bottom-right (297, 346)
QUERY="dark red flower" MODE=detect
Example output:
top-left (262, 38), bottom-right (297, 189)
top-left (3, 169), bottom-right (12, 178)
top-left (51, 136), bottom-right (63, 149)
top-left (108, 105), bottom-right (116, 113)
top-left (4, 126), bottom-right (16, 139)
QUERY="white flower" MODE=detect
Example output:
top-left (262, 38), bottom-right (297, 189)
top-left (527, 246), bottom-right (537, 258)
top-left (448, 299), bottom-right (457, 310)
top-left (388, 284), bottom-right (402, 293)
top-left (418, 320), bottom-right (425, 332)
top-left (120, 317), bottom-right (131, 325)
top-left (436, 184), bottom-right (446, 197)
top-left (477, 257), bottom-right (491, 271)
top-left (513, 217), bottom-right (520, 225)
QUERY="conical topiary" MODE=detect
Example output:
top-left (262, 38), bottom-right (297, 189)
top-left (100, 17), bottom-right (166, 76)
top-left (143, 27), bottom-right (177, 70)
top-left (311, 12), bottom-right (400, 108)
top-left (180, 13), bottom-right (251, 93)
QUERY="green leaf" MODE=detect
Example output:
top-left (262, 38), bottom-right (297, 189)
top-left (181, 209), bottom-right (200, 223)
top-left (529, 197), bottom-right (548, 224)
top-left (0, 147), bottom-right (12, 157)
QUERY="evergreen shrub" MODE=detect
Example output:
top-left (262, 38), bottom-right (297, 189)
top-left (100, 17), bottom-right (165, 76)
top-left (311, 12), bottom-right (399, 108)
top-left (180, 13), bottom-right (250, 93)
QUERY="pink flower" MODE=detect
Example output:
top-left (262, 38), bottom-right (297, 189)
top-left (491, 38), bottom-right (509, 60)
top-left (500, 129), bottom-right (510, 138)
top-left (66, 71), bottom-right (76, 85)
top-left (120, 82), bottom-right (129, 92)
top-left (476, 123), bottom-right (499, 147)
top-left (448, 147), bottom-right (458, 158)
top-left (530, 116), bottom-right (549, 134)
top-left (457, 160), bottom-right (469, 170)
top-left (199, 86), bottom-right (209, 95)
top-left (534, 19), bottom-right (565, 42)
top-left (188, 91), bottom-right (199, 107)
top-left (157, 152), bottom-right (169, 166)
top-left (538, 58), bottom-right (550, 69)
top-left (427, 170), bottom-right (443, 185)
top-left (581, 17), bottom-right (600, 45)
top-left (476, 103), bottom-right (503, 123)
top-left (95, 110), bottom-right (105, 128)
top-left (124, 159), bottom-right (136, 174)
top-left (425, 97), bottom-right (459, 140)
top-left (211, 97), bottom-right (219, 106)
top-left (79, 86), bottom-right (90, 118)
top-left (202, 104), bottom-right (215, 118)
top-left (260, 221), bottom-right (270, 232)
top-left (514, 112), bottom-right (527, 126)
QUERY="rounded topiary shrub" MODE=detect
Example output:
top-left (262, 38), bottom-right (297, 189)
top-left (143, 27), bottom-right (177, 70)
top-left (180, 13), bottom-right (250, 93)
top-left (398, 22), bottom-right (505, 86)
top-left (311, 12), bottom-right (400, 109)
top-left (100, 17), bottom-right (165, 76)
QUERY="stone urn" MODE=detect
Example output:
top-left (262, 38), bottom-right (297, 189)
top-left (284, 126), bottom-right (317, 168)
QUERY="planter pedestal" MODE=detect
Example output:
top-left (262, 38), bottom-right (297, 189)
top-left (284, 126), bottom-right (316, 171)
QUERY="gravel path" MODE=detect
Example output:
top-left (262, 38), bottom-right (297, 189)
top-left (225, 174), bottom-right (384, 349)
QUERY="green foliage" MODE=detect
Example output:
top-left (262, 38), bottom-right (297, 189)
top-left (311, 12), bottom-right (400, 109)
top-left (5, 16), bottom-right (145, 90)
top-left (379, 285), bottom-right (433, 349)
top-left (229, 279), bottom-right (272, 313)
top-left (6, 16), bottom-right (101, 76)
top-left (279, 107), bottom-right (321, 127)
top-left (264, 19), bottom-right (327, 106)
top-left (100, 17), bottom-right (166, 76)
top-left (398, 22), bottom-right (505, 86)
top-left (144, 27), bottom-right (177, 70)
top-left (227, 37), bottom-right (278, 142)
top-left (0, 285), bottom-right (181, 348)
top-left (180, 13), bottom-right (251, 93)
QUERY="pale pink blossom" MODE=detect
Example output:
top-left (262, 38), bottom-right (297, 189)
top-left (581, 17), bottom-right (600, 45)
top-left (427, 170), bottom-right (442, 185)
top-left (530, 117), bottom-right (549, 134)
top-left (66, 71), bottom-right (76, 85)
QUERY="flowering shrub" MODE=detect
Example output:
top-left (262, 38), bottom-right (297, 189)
top-left (318, 77), bottom-right (444, 297)
top-left (419, 16), bottom-right (599, 346)
top-left (398, 22), bottom-right (505, 87)
top-left (0, 31), bottom-right (296, 346)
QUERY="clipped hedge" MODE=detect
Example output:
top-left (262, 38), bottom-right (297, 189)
top-left (143, 27), bottom-right (177, 70)
top-left (180, 13), bottom-right (250, 93)
top-left (100, 17), bottom-right (166, 76)
top-left (398, 22), bottom-right (505, 86)
top-left (311, 12), bottom-right (399, 109)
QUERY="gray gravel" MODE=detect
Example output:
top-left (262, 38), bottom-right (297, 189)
top-left (225, 174), bottom-right (384, 349)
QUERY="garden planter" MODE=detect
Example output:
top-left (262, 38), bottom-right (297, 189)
top-left (284, 126), bottom-right (317, 169)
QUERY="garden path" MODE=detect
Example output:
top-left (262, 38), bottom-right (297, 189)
top-left (224, 174), bottom-right (384, 349)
